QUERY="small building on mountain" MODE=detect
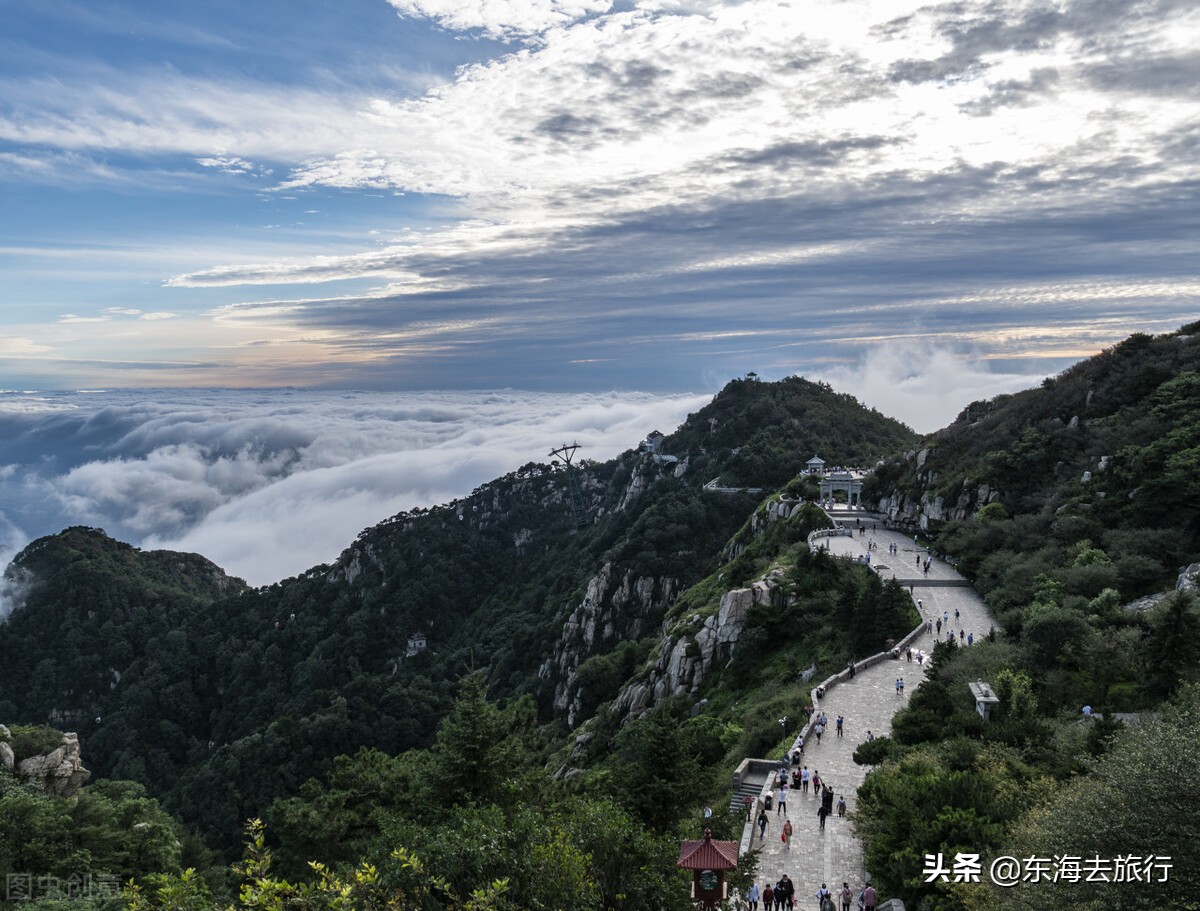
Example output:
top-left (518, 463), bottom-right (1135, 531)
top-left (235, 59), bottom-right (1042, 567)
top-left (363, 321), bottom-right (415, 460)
top-left (405, 633), bottom-right (428, 657)
top-left (642, 431), bottom-right (665, 454)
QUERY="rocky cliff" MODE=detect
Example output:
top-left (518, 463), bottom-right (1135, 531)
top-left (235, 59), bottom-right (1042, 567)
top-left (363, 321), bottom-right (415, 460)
top-left (876, 447), bottom-right (1006, 529)
top-left (614, 571), bottom-right (786, 719)
top-left (545, 562), bottom-right (679, 727)
top-left (0, 725), bottom-right (91, 796)
top-left (609, 494), bottom-right (825, 724)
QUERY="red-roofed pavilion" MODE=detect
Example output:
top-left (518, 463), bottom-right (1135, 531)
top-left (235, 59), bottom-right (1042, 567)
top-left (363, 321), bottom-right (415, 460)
top-left (677, 829), bottom-right (739, 909)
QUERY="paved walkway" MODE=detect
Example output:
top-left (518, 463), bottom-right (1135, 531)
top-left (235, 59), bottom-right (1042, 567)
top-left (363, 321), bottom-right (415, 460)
top-left (748, 518), bottom-right (993, 907)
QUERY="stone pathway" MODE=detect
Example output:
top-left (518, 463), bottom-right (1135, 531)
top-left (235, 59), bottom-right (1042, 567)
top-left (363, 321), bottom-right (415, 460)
top-left (747, 519), bottom-right (993, 906)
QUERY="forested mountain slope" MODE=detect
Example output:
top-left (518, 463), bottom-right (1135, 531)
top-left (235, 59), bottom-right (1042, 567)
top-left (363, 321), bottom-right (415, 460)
top-left (870, 321), bottom-right (1200, 538)
top-left (851, 323), bottom-right (1200, 910)
top-left (0, 375), bottom-right (916, 851)
top-left (3, 329), bottom-right (1199, 911)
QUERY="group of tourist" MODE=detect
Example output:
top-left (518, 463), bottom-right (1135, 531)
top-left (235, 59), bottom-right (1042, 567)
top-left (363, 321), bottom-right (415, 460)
top-left (927, 607), bottom-right (975, 650)
top-left (756, 757), bottom-right (845, 842)
top-left (745, 879), bottom-right (878, 911)
top-left (751, 527), bottom-right (952, 911)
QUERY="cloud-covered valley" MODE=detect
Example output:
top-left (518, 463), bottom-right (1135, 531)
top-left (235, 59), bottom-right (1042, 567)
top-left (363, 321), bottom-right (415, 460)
top-left (0, 388), bottom-right (709, 592)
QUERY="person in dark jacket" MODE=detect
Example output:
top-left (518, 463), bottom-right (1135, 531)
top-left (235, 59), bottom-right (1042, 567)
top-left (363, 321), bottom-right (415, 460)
top-left (776, 875), bottom-right (796, 910)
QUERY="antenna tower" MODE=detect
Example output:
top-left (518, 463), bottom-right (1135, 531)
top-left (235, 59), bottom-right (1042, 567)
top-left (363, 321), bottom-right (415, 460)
top-left (549, 442), bottom-right (590, 530)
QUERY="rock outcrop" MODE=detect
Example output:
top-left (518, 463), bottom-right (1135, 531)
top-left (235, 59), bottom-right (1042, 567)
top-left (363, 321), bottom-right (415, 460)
top-left (545, 562), bottom-right (679, 727)
top-left (615, 568), bottom-right (787, 721)
top-left (0, 724), bottom-right (13, 772)
top-left (1177, 563), bottom-right (1200, 593)
top-left (11, 731), bottom-right (91, 796)
top-left (877, 447), bottom-right (1004, 528)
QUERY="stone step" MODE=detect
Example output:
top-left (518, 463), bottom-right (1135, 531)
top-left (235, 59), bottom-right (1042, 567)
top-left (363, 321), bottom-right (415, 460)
top-left (729, 777), bottom-right (768, 811)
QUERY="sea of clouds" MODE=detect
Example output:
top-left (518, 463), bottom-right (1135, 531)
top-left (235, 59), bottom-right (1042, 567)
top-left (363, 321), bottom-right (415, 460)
top-left (0, 350), bottom-right (1046, 615)
top-left (0, 389), bottom-right (710, 601)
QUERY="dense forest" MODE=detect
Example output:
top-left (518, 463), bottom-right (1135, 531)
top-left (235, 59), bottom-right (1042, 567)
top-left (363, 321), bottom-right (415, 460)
top-left (854, 322), bottom-right (1200, 910)
top-left (2, 326), bottom-right (1200, 911)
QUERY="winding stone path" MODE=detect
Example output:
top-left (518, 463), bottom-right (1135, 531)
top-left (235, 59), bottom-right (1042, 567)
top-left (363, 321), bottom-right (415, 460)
top-left (746, 517), bottom-right (993, 907)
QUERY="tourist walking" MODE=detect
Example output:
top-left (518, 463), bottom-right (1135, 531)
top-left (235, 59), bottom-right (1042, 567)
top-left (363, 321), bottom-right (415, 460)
top-left (777, 875), bottom-right (796, 910)
top-left (757, 808), bottom-right (769, 839)
top-left (816, 884), bottom-right (833, 911)
top-left (782, 818), bottom-right (793, 850)
top-left (837, 795), bottom-right (847, 817)
top-left (836, 715), bottom-right (843, 737)
top-left (763, 883), bottom-right (775, 911)
top-left (840, 882), bottom-right (853, 911)
top-left (747, 882), bottom-right (760, 910)
top-left (777, 785), bottom-right (788, 815)
top-left (801, 766), bottom-right (810, 793)
top-left (862, 883), bottom-right (877, 911)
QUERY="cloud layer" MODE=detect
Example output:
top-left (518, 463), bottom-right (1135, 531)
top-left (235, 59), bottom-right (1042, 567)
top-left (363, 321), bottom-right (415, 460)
top-left (0, 388), bottom-right (708, 587)
top-left (1, 0), bottom-right (1196, 390)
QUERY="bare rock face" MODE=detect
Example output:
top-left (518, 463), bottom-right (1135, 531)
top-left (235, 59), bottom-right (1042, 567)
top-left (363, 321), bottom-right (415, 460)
top-left (1178, 564), bottom-right (1200, 593)
top-left (615, 568), bottom-right (787, 722)
top-left (15, 732), bottom-right (91, 796)
top-left (548, 562), bottom-right (679, 727)
top-left (879, 479), bottom-right (1003, 528)
top-left (0, 726), bottom-right (13, 772)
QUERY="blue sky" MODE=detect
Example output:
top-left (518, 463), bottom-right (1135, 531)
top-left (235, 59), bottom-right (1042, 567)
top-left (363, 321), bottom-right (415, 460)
top-left (2, 0), bottom-right (1198, 396)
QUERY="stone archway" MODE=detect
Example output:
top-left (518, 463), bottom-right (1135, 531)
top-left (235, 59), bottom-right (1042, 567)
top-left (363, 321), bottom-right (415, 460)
top-left (819, 471), bottom-right (863, 507)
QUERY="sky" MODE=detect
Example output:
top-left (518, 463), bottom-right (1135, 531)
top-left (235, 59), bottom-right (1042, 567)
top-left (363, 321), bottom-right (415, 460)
top-left (1, 0), bottom-right (1197, 397)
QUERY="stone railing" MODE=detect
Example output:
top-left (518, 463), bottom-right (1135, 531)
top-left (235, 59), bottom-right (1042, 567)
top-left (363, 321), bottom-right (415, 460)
top-left (806, 527), bottom-right (852, 551)
top-left (704, 478), bottom-right (764, 495)
top-left (735, 596), bottom-right (931, 851)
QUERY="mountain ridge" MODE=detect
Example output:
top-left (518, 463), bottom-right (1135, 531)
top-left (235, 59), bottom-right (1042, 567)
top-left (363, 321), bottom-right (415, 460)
top-left (0, 373), bottom-right (917, 850)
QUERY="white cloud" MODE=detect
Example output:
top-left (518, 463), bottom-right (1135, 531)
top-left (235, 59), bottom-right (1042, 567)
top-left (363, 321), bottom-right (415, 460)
top-left (195, 154), bottom-right (260, 175)
top-left (2, 0), bottom-right (1196, 390)
top-left (57, 314), bottom-right (111, 323)
top-left (143, 0), bottom-right (1196, 299)
top-left (386, 0), bottom-right (613, 39)
top-left (815, 343), bottom-right (1046, 434)
top-left (0, 336), bottom-right (53, 356)
top-left (0, 389), bottom-right (709, 585)
top-left (0, 511), bottom-right (30, 622)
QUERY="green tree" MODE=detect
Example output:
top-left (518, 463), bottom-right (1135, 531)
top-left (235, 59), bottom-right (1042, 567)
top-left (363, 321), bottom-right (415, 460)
top-left (974, 685), bottom-right (1200, 911)
top-left (1142, 591), bottom-right (1200, 699)
top-left (993, 669), bottom-right (1037, 721)
top-left (611, 705), bottom-right (701, 834)
top-left (428, 673), bottom-right (534, 810)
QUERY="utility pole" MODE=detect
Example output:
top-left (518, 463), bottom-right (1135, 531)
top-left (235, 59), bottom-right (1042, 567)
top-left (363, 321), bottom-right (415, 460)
top-left (549, 443), bottom-right (590, 530)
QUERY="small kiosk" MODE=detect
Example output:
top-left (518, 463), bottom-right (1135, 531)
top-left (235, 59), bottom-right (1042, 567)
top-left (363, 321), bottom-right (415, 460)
top-left (969, 681), bottom-right (1001, 721)
top-left (677, 829), bottom-right (739, 910)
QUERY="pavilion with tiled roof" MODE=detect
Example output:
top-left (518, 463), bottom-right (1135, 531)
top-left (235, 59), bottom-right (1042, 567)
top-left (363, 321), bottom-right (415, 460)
top-left (677, 829), bottom-right (739, 909)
